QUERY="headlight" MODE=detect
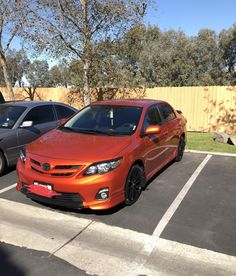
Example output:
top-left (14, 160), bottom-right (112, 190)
top-left (84, 158), bottom-right (122, 175)
top-left (19, 147), bottom-right (26, 163)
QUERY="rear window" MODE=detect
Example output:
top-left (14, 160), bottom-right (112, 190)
top-left (54, 105), bottom-right (75, 120)
top-left (158, 103), bottom-right (176, 122)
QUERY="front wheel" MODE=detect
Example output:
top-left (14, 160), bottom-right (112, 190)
top-left (175, 136), bottom-right (185, 162)
top-left (125, 164), bottom-right (145, 206)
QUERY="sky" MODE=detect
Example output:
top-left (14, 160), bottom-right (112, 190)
top-left (9, 0), bottom-right (236, 67)
top-left (145, 0), bottom-right (236, 36)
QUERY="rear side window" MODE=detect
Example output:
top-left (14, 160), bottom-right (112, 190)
top-left (158, 103), bottom-right (176, 122)
top-left (54, 105), bottom-right (75, 120)
top-left (23, 105), bottom-right (55, 125)
top-left (143, 106), bottom-right (162, 130)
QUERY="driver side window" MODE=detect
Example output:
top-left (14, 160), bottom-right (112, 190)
top-left (23, 105), bottom-right (55, 125)
top-left (142, 106), bottom-right (162, 131)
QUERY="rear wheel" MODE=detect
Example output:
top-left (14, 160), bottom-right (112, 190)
top-left (175, 136), bottom-right (185, 162)
top-left (0, 151), bottom-right (6, 176)
top-left (125, 164), bottom-right (145, 206)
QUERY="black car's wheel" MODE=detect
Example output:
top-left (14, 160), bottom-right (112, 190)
top-left (125, 164), bottom-right (145, 206)
top-left (175, 136), bottom-right (185, 162)
top-left (0, 151), bottom-right (6, 176)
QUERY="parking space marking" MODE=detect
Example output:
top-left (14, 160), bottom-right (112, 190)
top-left (134, 154), bottom-right (212, 268)
top-left (0, 183), bottom-right (17, 194)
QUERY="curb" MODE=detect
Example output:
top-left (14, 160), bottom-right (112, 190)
top-left (185, 149), bottom-right (236, 157)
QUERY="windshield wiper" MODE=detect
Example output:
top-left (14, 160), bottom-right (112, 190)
top-left (76, 129), bottom-right (113, 136)
top-left (60, 126), bottom-right (77, 132)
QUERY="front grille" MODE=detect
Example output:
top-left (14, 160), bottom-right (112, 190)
top-left (30, 158), bottom-right (81, 177)
top-left (31, 159), bottom-right (41, 167)
top-left (31, 166), bottom-right (44, 174)
top-left (51, 173), bottom-right (73, 177)
top-left (54, 165), bottom-right (79, 170)
top-left (21, 187), bottom-right (83, 209)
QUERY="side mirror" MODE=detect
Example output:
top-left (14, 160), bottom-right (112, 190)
top-left (20, 121), bottom-right (33, 128)
top-left (145, 125), bottom-right (161, 135)
top-left (58, 118), bottom-right (67, 126)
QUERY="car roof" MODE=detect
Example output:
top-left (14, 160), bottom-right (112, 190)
top-left (91, 99), bottom-right (166, 107)
top-left (1, 101), bottom-right (73, 108)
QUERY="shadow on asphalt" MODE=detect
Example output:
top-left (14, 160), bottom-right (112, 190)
top-left (0, 244), bottom-right (24, 276)
top-left (2, 165), bottom-right (16, 177)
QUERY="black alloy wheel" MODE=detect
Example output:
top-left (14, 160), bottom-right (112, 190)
top-left (125, 164), bottom-right (145, 206)
top-left (175, 136), bottom-right (185, 162)
top-left (0, 151), bottom-right (6, 176)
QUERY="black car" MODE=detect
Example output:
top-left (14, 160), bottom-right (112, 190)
top-left (0, 101), bottom-right (77, 175)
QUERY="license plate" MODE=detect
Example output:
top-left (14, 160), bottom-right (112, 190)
top-left (33, 181), bottom-right (52, 190)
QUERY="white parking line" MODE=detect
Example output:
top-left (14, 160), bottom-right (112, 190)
top-left (134, 154), bottom-right (212, 269)
top-left (0, 183), bottom-right (17, 194)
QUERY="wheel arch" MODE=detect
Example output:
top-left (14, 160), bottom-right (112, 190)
top-left (130, 159), bottom-right (146, 185)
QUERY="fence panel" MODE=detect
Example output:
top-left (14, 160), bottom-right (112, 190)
top-left (146, 86), bottom-right (236, 134)
top-left (1, 86), bottom-right (235, 133)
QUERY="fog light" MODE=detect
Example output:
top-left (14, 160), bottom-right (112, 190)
top-left (96, 188), bottom-right (109, 201)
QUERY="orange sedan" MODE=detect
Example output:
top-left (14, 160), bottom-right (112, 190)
top-left (17, 100), bottom-right (187, 210)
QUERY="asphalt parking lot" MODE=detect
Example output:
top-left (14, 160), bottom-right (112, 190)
top-left (0, 151), bottom-right (236, 275)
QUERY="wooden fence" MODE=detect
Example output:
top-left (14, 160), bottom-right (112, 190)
top-left (0, 86), bottom-right (235, 134)
top-left (146, 86), bottom-right (236, 134)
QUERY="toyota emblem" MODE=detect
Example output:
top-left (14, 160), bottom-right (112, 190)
top-left (42, 163), bottom-right (51, 171)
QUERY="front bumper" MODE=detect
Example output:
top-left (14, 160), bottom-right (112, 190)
top-left (16, 158), bottom-right (127, 210)
top-left (21, 186), bottom-right (84, 209)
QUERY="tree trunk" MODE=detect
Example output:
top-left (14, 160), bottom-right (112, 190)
top-left (81, 0), bottom-right (91, 106)
top-left (83, 59), bottom-right (90, 106)
top-left (0, 52), bottom-right (14, 101)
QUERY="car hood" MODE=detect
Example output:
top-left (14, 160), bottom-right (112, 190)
top-left (28, 128), bottom-right (132, 163)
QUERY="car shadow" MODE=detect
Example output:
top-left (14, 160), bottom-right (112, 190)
top-left (33, 199), bottom-right (126, 216)
top-left (2, 165), bottom-right (16, 176)
top-left (144, 159), bottom-right (176, 190)
top-left (0, 243), bottom-right (25, 276)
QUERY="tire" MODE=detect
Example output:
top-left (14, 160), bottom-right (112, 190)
top-left (175, 136), bottom-right (185, 162)
top-left (0, 151), bottom-right (6, 176)
top-left (125, 164), bottom-right (145, 206)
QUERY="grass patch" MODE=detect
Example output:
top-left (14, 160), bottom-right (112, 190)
top-left (186, 132), bottom-right (236, 153)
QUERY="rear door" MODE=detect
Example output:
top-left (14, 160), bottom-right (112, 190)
top-left (17, 104), bottom-right (57, 148)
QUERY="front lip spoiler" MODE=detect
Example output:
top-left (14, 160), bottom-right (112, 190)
top-left (21, 187), bottom-right (84, 210)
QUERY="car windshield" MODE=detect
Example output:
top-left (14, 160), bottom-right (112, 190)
top-left (0, 105), bottom-right (26, 129)
top-left (62, 105), bottom-right (143, 136)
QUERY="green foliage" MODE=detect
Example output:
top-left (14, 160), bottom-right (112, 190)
top-left (6, 49), bottom-right (30, 87)
top-left (186, 132), bottom-right (236, 154)
top-left (25, 60), bottom-right (53, 88)
top-left (219, 24), bottom-right (236, 84)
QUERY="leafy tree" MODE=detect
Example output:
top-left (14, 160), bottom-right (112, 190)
top-left (219, 24), bottom-right (236, 84)
top-left (6, 49), bottom-right (30, 87)
top-left (0, 0), bottom-right (32, 100)
top-left (191, 29), bottom-right (222, 85)
top-left (49, 61), bottom-right (71, 87)
top-left (27, 0), bottom-right (150, 105)
top-left (25, 60), bottom-right (53, 88)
